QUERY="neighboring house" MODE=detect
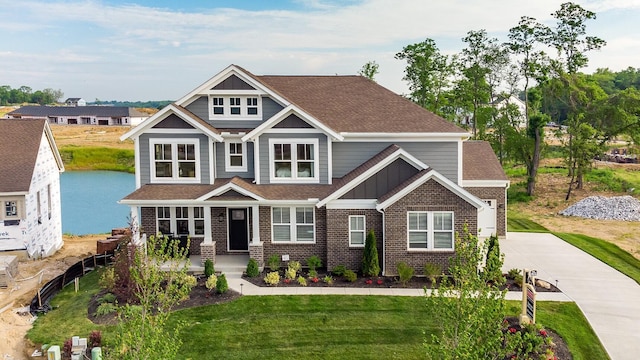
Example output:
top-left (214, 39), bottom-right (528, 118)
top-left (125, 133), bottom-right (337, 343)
top-left (65, 98), bottom-right (86, 106)
top-left (5, 105), bottom-right (149, 126)
top-left (0, 119), bottom-right (65, 257)
top-left (491, 94), bottom-right (527, 129)
top-left (120, 65), bottom-right (509, 275)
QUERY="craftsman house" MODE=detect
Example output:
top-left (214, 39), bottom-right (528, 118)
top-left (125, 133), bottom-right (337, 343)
top-left (0, 119), bottom-right (65, 257)
top-left (120, 65), bottom-right (508, 275)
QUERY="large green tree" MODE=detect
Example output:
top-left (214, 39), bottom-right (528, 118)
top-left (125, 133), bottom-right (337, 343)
top-left (395, 38), bottom-right (455, 116)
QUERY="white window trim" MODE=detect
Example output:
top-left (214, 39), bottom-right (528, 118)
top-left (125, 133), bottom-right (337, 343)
top-left (2, 199), bottom-right (21, 220)
top-left (271, 206), bottom-right (316, 244)
top-left (348, 215), bottom-right (366, 247)
top-left (156, 206), bottom-right (206, 237)
top-left (208, 95), bottom-right (262, 120)
top-left (268, 138), bottom-right (320, 183)
top-left (225, 140), bottom-right (248, 172)
top-left (406, 211), bottom-right (455, 251)
top-left (149, 138), bottom-right (201, 183)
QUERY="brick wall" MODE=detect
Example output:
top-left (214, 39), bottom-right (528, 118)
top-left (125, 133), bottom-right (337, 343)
top-left (326, 208), bottom-right (383, 271)
top-left (464, 186), bottom-right (507, 237)
top-left (211, 207), bottom-right (228, 255)
top-left (383, 179), bottom-right (478, 276)
top-left (261, 206), bottom-right (328, 267)
top-left (140, 207), bottom-right (156, 236)
top-left (189, 236), bottom-right (204, 255)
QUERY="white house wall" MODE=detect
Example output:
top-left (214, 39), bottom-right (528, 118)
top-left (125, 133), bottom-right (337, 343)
top-left (24, 133), bottom-right (63, 257)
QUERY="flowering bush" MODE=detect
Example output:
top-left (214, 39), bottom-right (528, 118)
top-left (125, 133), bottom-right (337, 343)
top-left (365, 279), bottom-right (373, 285)
top-left (504, 322), bottom-right (554, 359)
top-left (376, 278), bottom-right (384, 285)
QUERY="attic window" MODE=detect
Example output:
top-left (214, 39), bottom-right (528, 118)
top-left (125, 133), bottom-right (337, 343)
top-left (213, 98), bottom-right (224, 115)
top-left (208, 96), bottom-right (262, 120)
top-left (230, 98), bottom-right (241, 115)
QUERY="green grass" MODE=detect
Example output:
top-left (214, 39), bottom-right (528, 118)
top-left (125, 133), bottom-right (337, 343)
top-left (59, 146), bottom-right (134, 173)
top-left (28, 273), bottom-right (607, 359)
top-left (507, 211), bottom-right (549, 232)
top-left (553, 232), bottom-right (640, 285)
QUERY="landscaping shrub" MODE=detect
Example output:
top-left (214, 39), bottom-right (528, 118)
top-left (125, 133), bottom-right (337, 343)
top-left (246, 258), bottom-right (260, 277)
top-left (423, 263), bottom-right (442, 284)
top-left (331, 265), bottom-right (347, 276)
top-left (297, 275), bottom-right (307, 286)
top-left (484, 235), bottom-right (504, 285)
top-left (216, 274), bottom-right (228, 294)
top-left (95, 302), bottom-right (118, 317)
top-left (98, 266), bottom-right (116, 291)
top-left (362, 230), bottom-right (380, 276)
top-left (507, 268), bottom-right (521, 280)
top-left (98, 292), bottom-right (117, 304)
top-left (323, 275), bottom-right (334, 285)
top-left (89, 330), bottom-right (102, 348)
top-left (288, 260), bottom-right (301, 273)
top-left (205, 274), bottom-right (218, 291)
top-left (264, 271), bottom-right (280, 286)
top-left (268, 254), bottom-right (280, 272)
top-left (204, 259), bottom-right (215, 277)
top-left (284, 267), bottom-right (297, 280)
top-left (306, 255), bottom-right (322, 272)
top-left (63, 338), bottom-right (72, 359)
top-left (308, 269), bottom-right (318, 278)
top-left (343, 269), bottom-right (357, 282)
top-left (396, 262), bottom-right (414, 286)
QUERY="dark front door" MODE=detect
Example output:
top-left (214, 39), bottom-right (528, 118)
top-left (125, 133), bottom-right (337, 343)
top-left (228, 208), bottom-right (248, 251)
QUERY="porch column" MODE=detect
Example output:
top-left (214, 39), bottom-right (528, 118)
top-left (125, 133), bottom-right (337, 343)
top-left (200, 205), bottom-right (216, 266)
top-left (249, 205), bottom-right (264, 270)
top-left (129, 206), bottom-right (140, 245)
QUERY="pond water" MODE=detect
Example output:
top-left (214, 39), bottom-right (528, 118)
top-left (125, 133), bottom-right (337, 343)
top-left (60, 171), bottom-right (135, 235)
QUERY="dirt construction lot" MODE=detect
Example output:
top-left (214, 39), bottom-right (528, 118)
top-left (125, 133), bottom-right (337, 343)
top-left (0, 235), bottom-right (99, 359)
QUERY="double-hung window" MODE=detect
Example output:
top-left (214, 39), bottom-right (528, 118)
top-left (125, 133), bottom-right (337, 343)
top-left (150, 139), bottom-right (200, 182)
top-left (158, 207), bottom-right (171, 235)
top-left (176, 206), bottom-right (189, 235)
top-left (407, 211), bottom-right (454, 250)
top-left (349, 215), bottom-right (366, 247)
top-left (269, 139), bottom-right (319, 182)
top-left (194, 207), bottom-right (205, 235)
top-left (225, 141), bottom-right (247, 172)
top-left (272, 207), bottom-right (315, 243)
top-left (157, 206), bottom-right (207, 236)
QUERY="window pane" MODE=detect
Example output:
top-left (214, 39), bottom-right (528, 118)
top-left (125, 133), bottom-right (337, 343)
top-left (434, 233), bottom-right (453, 249)
top-left (214, 107), bottom-right (224, 115)
top-left (274, 144), bottom-right (291, 160)
top-left (179, 162), bottom-right (196, 177)
top-left (164, 144), bottom-right (172, 160)
top-left (297, 162), bottom-right (313, 177)
top-left (154, 144), bottom-right (163, 160)
top-left (296, 225), bottom-right (314, 241)
top-left (296, 207), bottom-right (313, 223)
top-left (273, 225), bottom-right (290, 242)
top-left (409, 213), bottom-right (426, 230)
top-left (434, 213), bottom-right (452, 230)
top-left (230, 107), bottom-right (240, 115)
top-left (186, 144), bottom-right (195, 160)
top-left (350, 216), bottom-right (364, 231)
top-left (230, 155), bottom-right (243, 166)
top-left (273, 207), bottom-right (290, 223)
top-left (158, 220), bottom-right (171, 234)
top-left (195, 220), bottom-right (205, 235)
top-left (409, 232), bottom-right (428, 248)
top-left (275, 162), bottom-right (291, 177)
top-left (155, 162), bottom-right (172, 177)
top-left (350, 232), bottom-right (364, 245)
top-left (194, 207), bottom-right (203, 218)
top-left (177, 220), bottom-right (189, 234)
top-left (248, 107), bottom-right (258, 115)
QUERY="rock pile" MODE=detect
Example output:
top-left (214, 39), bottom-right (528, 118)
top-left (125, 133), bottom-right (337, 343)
top-left (559, 195), bottom-right (640, 221)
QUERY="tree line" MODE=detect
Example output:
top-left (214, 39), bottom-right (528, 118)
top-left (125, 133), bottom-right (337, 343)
top-left (365, 1), bottom-right (640, 200)
top-left (0, 85), bottom-right (64, 105)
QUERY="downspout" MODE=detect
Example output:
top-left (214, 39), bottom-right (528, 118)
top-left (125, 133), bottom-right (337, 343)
top-left (376, 207), bottom-right (386, 276)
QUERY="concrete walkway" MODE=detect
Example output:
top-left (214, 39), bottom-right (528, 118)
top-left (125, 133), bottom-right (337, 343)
top-left (221, 231), bottom-right (640, 359)
top-left (501, 232), bottom-right (640, 360)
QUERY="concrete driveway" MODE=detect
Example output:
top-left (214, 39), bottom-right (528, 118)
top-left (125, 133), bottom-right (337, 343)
top-left (502, 232), bottom-right (640, 360)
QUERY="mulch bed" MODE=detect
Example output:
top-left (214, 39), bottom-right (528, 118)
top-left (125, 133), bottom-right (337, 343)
top-left (243, 269), bottom-right (562, 293)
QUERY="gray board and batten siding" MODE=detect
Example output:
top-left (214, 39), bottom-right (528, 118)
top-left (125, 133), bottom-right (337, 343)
top-left (184, 96), bottom-right (284, 129)
top-left (138, 133), bottom-right (211, 185)
top-left (340, 158), bottom-right (420, 199)
top-left (331, 142), bottom-right (458, 183)
top-left (258, 132), bottom-right (330, 184)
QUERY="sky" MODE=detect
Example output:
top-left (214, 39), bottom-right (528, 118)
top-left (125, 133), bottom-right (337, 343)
top-left (1, 0), bottom-right (639, 102)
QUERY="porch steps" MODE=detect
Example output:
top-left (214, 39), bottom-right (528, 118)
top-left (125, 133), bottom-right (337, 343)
top-left (214, 255), bottom-right (249, 275)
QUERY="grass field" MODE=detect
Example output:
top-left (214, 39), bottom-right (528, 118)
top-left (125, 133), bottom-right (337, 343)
top-left (28, 270), bottom-right (608, 359)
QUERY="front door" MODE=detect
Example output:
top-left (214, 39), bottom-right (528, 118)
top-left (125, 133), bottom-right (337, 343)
top-left (228, 208), bottom-right (249, 251)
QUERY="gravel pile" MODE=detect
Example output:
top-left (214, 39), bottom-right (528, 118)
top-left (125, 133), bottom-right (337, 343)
top-left (559, 195), bottom-right (640, 221)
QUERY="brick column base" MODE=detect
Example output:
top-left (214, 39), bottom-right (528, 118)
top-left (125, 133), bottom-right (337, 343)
top-left (200, 241), bottom-right (216, 266)
top-left (249, 242), bottom-right (264, 271)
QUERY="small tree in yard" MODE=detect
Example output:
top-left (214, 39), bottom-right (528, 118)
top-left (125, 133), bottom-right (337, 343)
top-left (107, 235), bottom-right (195, 360)
top-left (484, 235), bottom-right (505, 285)
top-left (424, 225), bottom-right (507, 360)
top-left (361, 230), bottom-right (380, 277)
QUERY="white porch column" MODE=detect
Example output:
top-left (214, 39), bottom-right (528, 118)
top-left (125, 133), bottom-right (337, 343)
top-left (251, 205), bottom-right (260, 244)
top-left (204, 205), bottom-right (212, 243)
top-left (129, 206), bottom-right (140, 244)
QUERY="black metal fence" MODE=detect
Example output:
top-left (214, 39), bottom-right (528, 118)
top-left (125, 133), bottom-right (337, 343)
top-left (29, 252), bottom-right (115, 315)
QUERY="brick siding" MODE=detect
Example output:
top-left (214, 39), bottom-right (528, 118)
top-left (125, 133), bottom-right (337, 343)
top-left (326, 208), bottom-right (383, 272)
top-left (383, 179), bottom-right (478, 276)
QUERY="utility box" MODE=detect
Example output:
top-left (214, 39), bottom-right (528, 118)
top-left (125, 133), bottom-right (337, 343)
top-left (91, 347), bottom-right (103, 360)
top-left (47, 345), bottom-right (61, 360)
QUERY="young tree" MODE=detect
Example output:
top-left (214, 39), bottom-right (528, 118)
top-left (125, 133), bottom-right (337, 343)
top-left (424, 225), bottom-right (507, 360)
top-left (108, 235), bottom-right (195, 360)
top-left (358, 61), bottom-right (379, 81)
top-left (395, 38), bottom-right (455, 116)
top-left (361, 230), bottom-right (380, 277)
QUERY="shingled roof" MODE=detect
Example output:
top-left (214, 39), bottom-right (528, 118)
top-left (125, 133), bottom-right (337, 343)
top-left (462, 141), bottom-right (508, 181)
top-left (0, 119), bottom-right (62, 193)
top-left (7, 105), bottom-right (144, 118)
top-left (255, 75), bottom-right (467, 134)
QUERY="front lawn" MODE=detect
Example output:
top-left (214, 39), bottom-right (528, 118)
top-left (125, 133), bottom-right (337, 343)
top-left (28, 272), bottom-right (607, 359)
